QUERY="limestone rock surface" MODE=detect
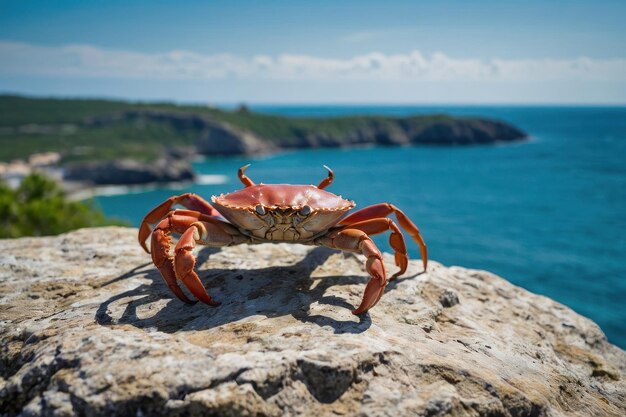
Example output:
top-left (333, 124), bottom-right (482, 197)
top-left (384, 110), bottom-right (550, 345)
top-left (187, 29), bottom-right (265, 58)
top-left (0, 227), bottom-right (624, 417)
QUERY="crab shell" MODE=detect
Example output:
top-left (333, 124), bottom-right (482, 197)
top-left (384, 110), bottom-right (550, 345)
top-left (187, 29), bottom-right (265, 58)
top-left (211, 184), bottom-right (355, 241)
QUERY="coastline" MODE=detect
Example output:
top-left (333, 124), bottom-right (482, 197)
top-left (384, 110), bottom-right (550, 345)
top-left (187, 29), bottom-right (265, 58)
top-left (64, 174), bottom-right (229, 201)
top-left (1, 96), bottom-right (529, 185)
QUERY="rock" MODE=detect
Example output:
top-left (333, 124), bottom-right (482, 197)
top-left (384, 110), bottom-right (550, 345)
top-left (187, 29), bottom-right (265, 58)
top-left (277, 117), bottom-right (526, 150)
top-left (63, 158), bottom-right (195, 185)
top-left (84, 108), bottom-right (274, 157)
top-left (196, 122), bottom-right (275, 156)
top-left (0, 227), bottom-right (623, 417)
top-left (164, 146), bottom-right (197, 161)
top-left (408, 118), bottom-right (527, 145)
top-left (439, 289), bottom-right (460, 308)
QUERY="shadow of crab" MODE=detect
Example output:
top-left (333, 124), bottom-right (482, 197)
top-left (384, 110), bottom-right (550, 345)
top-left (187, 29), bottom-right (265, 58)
top-left (94, 246), bottom-right (419, 334)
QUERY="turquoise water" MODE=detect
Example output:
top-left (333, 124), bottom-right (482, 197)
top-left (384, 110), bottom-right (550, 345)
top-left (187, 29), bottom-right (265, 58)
top-left (94, 106), bottom-right (626, 348)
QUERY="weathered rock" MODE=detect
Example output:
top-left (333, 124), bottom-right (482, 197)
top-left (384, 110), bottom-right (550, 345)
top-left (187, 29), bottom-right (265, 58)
top-left (0, 227), bottom-right (624, 417)
top-left (196, 122), bottom-right (275, 156)
top-left (63, 158), bottom-right (195, 185)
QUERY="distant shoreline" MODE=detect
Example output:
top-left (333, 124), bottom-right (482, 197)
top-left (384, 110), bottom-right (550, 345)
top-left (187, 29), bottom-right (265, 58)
top-left (65, 174), bottom-right (229, 201)
top-left (1, 95), bottom-right (529, 188)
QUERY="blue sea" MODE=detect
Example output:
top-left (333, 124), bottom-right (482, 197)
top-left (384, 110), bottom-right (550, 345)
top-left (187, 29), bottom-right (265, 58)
top-left (94, 106), bottom-right (626, 348)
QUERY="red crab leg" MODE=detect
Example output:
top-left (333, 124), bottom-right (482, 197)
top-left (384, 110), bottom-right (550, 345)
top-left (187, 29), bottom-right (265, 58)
top-left (173, 219), bottom-right (246, 306)
top-left (317, 229), bottom-right (388, 315)
top-left (138, 193), bottom-right (222, 253)
top-left (174, 226), bottom-right (219, 306)
top-left (335, 218), bottom-right (409, 280)
top-left (317, 165), bottom-right (334, 189)
top-left (151, 210), bottom-right (243, 304)
top-left (151, 211), bottom-right (206, 304)
top-left (339, 203), bottom-right (427, 273)
top-left (238, 164), bottom-right (255, 187)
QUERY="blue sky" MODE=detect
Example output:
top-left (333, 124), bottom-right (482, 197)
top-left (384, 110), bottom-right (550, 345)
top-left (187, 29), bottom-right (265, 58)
top-left (1, 0), bottom-right (625, 103)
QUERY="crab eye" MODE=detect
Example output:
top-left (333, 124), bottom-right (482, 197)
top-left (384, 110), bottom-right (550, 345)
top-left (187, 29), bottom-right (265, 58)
top-left (299, 205), bottom-right (312, 216)
top-left (255, 204), bottom-right (266, 215)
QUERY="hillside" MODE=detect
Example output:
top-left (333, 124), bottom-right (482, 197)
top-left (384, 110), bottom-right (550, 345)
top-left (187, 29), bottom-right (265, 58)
top-left (0, 95), bottom-right (527, 164)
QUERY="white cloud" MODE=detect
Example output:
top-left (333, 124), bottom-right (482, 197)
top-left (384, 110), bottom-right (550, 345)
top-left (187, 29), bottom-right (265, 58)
top-left (1, 40), bottom-right (625, 83)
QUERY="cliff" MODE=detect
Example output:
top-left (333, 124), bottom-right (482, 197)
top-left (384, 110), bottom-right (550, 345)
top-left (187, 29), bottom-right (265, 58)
top-left (2, 227), bottom-right (621, 417)
top-left (100, 108), bottom-right (527, 155)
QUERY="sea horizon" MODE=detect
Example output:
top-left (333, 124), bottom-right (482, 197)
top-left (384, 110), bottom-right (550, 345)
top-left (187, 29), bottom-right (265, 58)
top-left (3, 92), bottom-right (626, 109)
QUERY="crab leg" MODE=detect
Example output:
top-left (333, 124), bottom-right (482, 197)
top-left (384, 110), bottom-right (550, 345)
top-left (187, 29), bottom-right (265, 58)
top-left (339, 203), bottom-right (427, 272)
top-left (316, 229), bottom-right (388, 315)
top-left (173, 226), bottom-right (220, 306)
top-left (317, 165), bottom-right (334, 189)
top-left (238, 164), bottom-right (255, 187)
top-left (335, 218), bottom-right (409, 280)
top-left (138, 193), bottom-right (222, 253)
top-left (151, 211), bottom-right (206, 304)
top-left (151, 210), bottom-right (245, 305)
top-left (173, 218), bottom-right (249, 306)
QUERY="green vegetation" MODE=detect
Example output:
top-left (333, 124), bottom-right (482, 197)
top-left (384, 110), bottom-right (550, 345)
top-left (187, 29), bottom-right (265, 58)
top-left (0, 95), bottom-right (456, 163)
top-left (0, 172), bottom-right (125, 238)
top-left (0, 95), bottom-right (203, 162)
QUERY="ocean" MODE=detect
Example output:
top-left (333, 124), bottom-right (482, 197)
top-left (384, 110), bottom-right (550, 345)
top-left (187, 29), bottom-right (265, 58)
top-left (94, 105), bottom-right (626, 348)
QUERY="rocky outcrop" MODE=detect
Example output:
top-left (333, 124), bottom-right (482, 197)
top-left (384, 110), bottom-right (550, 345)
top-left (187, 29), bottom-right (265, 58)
top-left (82, 108), bottom-right (527, 156)
top-left (195, 121), bottom-right (275, 156)
top-left (278, 118), bottom-right (527, 149)
top-left (407, 118), bottom-right (527, 145)
top-left (86, 109), bottom-right (276, 156)
top-left (63, 158), bottom-right (194, 185)
top-left (0, 227), bottom-right (624, 417)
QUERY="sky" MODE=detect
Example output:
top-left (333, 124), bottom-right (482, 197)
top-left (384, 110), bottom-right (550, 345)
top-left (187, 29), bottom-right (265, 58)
top-left (1, 0), bottom-right (625, 104)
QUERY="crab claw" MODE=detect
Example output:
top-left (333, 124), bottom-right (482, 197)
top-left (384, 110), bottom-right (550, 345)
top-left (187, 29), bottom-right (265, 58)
top-left (150, 222), bottom-right (197, 304)
top-left (138, 193), bottom-right (222, 253)
top-left (173, 226), bottom-right (220, 306)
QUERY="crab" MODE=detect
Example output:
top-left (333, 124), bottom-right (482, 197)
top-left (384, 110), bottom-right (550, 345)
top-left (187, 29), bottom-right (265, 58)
top-left (138, 165), bottom-right (427, 315)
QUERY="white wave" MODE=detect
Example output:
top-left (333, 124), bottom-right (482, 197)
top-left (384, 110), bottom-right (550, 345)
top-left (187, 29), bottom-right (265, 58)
top-left (69, 175), bottom-right (229, 201)
top-left (196, 174), bottom-right (229, 185)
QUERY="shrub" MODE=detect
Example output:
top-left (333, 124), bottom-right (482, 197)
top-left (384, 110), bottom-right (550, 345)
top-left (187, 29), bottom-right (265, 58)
top-left (0, 173), bottom-right (124, 238)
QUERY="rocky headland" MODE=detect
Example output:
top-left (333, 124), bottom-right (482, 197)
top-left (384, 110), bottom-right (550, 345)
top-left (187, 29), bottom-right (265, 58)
top-left (0, 227), bottom-right (623, 416)
top-left (63, 157), bottom-right (195, 186)
top-left (99, 108), bottom-right (528, 156)
top-left (0, 96), bottom-right (528, 187)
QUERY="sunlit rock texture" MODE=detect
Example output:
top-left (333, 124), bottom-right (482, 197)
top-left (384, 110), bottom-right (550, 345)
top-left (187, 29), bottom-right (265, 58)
top-left (0, 227), bottom-right (624, 416)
